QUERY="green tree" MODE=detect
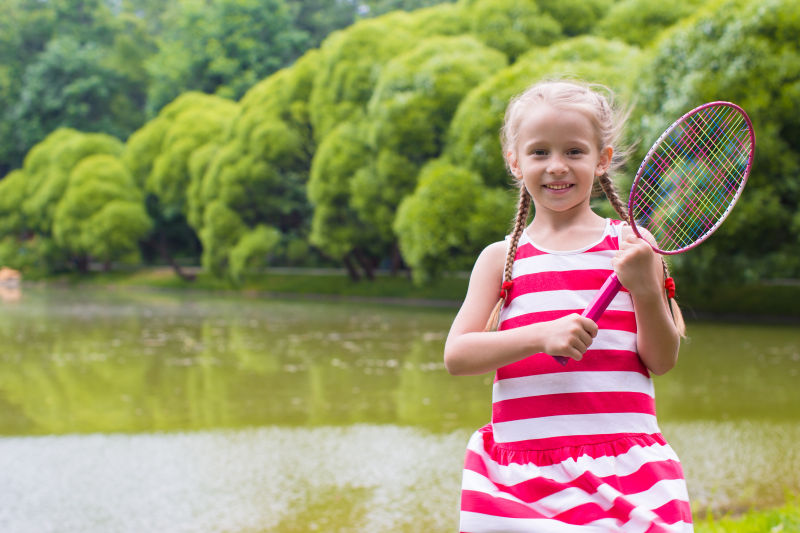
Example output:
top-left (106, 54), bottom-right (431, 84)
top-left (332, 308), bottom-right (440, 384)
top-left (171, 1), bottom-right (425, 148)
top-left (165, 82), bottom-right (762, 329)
top-left (593, 0), bottom-right (709, 46)
top-left (462, 0), bottom-right (562, 60)
top-left (307, 119), bottom-right (383, 279)
top-left (11, 36), bottom-right (145, 163)
top-left (146, 0), bottom-right (308, 115)
top-left (123, 92), bottom-right (239, 278)
top-left (21, 129), bottom-right (126, 236)
top-left (0, 129), bottom-right (129, 273)
top-left (536, 0), bottom-right (612, 37)
top-left (228, 225), bottom-right (282, 283)
top-left (0, 0), bottom-right (56, 174)
top-left (52, 154), bottom-right (151, 271)
top-left (199, 201), bottom-right (247, 277)
top-left (192, 51), bottom-right (319, 276)
top-left (632, 0), bottom-right (800, 283)
top-left (394, 160), bottom-right (514, 283)
top-left (0, 0), bottom-right (152, 173)
top-left (308, 14), bottom-right (420, 141)
top-left (347, 35), bottom-right (506, 267)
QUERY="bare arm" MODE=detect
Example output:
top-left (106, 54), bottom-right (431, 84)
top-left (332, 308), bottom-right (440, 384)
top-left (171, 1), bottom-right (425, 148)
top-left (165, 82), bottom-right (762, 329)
top-left (613, 229), bottom-right (680, 375)
top-left (444, 241), bottom-right (598, 376)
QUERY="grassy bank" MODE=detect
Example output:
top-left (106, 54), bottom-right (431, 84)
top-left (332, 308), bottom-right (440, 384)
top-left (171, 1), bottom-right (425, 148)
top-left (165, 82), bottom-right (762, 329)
top-left (51, 267), bottom-right (469, 304)
top-left (49, 267), bottom-right (800, 319)
top-left (695, 495), bottom-right (800, 532)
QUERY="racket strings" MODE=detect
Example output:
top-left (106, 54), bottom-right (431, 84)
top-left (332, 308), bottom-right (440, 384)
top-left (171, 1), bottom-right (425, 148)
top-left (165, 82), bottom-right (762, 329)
top-left (632, 104), bottom-right (752, 251)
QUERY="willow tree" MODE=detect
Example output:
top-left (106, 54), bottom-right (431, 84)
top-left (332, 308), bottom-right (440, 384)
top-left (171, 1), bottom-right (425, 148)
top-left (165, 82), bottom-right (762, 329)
top-left (191, 50), bottom-right (320, 279)
top-left (0, 128), bottom-right (126, 273)
top-left (52, 154), bottom-right (151, 271)
top-left (123, 92), bottom-right (239, 279)
top-left (347, 35), bottom-right (507, 272)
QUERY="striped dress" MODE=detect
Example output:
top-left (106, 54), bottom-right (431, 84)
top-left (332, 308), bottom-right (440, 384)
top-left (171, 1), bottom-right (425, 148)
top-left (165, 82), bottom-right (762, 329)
top-left (460, 219), bottom-right (693, 533)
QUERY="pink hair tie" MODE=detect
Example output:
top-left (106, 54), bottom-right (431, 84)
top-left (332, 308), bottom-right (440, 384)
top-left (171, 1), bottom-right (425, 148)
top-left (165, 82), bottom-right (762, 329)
top-left (664, 277), bottom-right (676, 299)
top-left (499, 280), bottom-right (514, 299)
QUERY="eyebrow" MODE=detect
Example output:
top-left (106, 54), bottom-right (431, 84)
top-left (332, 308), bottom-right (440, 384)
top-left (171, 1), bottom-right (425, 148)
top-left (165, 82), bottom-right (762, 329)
top-left (522, 139), bottom-right (593, 151)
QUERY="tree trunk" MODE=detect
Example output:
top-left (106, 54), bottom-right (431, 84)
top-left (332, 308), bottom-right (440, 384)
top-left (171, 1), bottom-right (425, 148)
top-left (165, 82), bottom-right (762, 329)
top-left (353, 248), bottom-right (375, 281)
top-left (75, 255), bottom-right (89, 273)
top-left (390, 243), bottom-right (403, 276)
top-left (342, 253), bottom-right (361, 282)
top-left (158, 233), bottom-right (195, 281)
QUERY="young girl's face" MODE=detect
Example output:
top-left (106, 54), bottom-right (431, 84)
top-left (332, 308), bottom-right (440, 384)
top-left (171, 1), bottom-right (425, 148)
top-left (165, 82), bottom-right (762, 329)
top-left (508, 103), bottom-right (612, 217)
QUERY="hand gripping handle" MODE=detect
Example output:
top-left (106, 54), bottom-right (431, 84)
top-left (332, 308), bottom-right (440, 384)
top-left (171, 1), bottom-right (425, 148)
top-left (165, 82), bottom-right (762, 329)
top-left (552, 273), bottom-right (623, 365)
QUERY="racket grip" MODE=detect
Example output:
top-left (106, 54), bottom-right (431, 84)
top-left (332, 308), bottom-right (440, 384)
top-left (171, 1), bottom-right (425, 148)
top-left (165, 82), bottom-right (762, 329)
top-left (551, 273), bottom-right (622, 367)
top-left (581, 273), bottom-right (622, 321)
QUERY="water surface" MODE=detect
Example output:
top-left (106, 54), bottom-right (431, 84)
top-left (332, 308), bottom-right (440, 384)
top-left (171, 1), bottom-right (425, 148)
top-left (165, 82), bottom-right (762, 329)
top-left (0, 286), bottom-right (797, 531)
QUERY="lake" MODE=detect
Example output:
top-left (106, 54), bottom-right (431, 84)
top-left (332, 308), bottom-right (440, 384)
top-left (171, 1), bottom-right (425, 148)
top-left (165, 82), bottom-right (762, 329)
top-left (0, 285), bottom-right (798, 532)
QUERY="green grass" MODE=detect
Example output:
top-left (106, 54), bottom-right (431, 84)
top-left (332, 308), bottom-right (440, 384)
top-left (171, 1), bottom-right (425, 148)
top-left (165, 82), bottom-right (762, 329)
top-left (52, 267), bottom-right (470, 303)
top-left (695, 495), bottom-right (800, 532)
top-left (42, 267), bottom-right (800, 318)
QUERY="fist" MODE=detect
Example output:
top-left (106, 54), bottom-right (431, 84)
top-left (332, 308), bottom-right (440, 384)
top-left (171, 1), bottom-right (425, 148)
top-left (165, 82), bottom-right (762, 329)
top-left (612, 227), bottom-right (660, 296)
top-left (540, 313), bottom-right (598, 361)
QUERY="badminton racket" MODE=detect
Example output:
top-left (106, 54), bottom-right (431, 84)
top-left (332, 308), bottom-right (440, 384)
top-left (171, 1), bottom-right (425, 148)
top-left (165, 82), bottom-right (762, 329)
top-left (554, 101), bottom-right (755, 365)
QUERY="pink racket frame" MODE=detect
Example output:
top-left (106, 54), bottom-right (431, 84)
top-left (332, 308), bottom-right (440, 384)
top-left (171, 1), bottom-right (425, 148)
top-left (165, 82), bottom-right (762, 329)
top-left (628, 101), bottom-right (756, 254)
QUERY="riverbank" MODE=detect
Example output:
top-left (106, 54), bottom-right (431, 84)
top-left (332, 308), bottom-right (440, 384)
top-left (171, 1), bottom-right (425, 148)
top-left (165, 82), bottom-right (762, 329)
top-left (695, 495), bottom-right (800, 532)
top-left (44, 266), bottom-right (800, 320)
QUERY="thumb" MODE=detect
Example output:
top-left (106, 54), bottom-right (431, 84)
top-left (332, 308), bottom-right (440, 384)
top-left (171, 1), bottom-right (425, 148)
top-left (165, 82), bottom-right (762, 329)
top-left (619, 225), bottom-right (637, 247)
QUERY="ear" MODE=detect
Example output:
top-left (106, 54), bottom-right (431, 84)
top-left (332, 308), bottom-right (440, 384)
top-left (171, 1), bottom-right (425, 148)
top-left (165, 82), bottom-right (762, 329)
top-left (596, 146), bottom-right (613, 176)
top-left (506, 150), bottom-right (522, 179)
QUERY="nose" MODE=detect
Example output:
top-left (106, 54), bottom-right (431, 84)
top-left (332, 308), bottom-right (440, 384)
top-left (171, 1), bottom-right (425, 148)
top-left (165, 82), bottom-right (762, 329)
top-left (546, 155), bottom-right (568, 175)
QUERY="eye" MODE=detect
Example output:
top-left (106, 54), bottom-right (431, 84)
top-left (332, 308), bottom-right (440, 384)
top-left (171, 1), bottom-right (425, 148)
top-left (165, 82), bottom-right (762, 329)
top-left (567, 148), bottom-right (585, 156)
top-left (530, 149), bottom-right (548, 157)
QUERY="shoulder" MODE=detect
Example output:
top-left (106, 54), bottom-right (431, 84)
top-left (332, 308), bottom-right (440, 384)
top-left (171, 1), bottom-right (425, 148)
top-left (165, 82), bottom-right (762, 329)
top-left (473, 240), bottom-right (509, 277)
top-left (464, 240), bottom-right (508, 298)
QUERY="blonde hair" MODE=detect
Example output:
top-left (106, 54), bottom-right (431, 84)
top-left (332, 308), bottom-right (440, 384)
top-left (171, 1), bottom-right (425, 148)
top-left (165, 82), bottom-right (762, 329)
top-left (485, 79), bottom-right (686, 336)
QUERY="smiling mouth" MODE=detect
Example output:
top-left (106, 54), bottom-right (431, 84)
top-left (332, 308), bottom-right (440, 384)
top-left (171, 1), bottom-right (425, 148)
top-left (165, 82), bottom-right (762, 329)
top-left (544, 183), bottom-right (573, 190)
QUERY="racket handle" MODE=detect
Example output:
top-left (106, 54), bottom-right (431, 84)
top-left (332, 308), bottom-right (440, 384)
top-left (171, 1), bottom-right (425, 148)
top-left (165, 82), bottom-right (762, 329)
top-left (552, 273), bottom-right (622, 366)
top-left (581, 273), bottom-right (623, 322)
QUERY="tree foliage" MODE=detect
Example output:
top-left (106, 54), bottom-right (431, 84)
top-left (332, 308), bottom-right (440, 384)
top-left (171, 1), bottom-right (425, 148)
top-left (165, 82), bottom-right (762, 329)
top-left (394, 160), bottom-right (514, 282)
top-left (145, 0), bottom-right (307, 115)
top-left (632, 0), bottom-right (800, 283)
top-left (52, 154), bottom-right (151, 269)
top-left (593, 0), bottom-right (708, 46)
top-left (2, 0), bottom-right (798, 289)
top-left (0, 128), bottom-right (148, 273)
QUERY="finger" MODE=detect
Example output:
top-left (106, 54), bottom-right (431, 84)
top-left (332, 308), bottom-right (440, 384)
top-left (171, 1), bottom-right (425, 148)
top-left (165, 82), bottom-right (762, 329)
top-left (568, 348), bottom-right (583, 361)
top-left (582, 317), bottom-right (599, 337)
top-left (572, 329), bottom-right (593, 352)
top-left (619, 224), bottom-right (636, 241)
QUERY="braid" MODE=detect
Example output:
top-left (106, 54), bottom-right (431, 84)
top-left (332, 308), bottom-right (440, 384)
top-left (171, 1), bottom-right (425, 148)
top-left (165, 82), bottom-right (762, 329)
top-left (597, 172), bottom-right (629, 223)
top-left (505, 187), bottom-right (531, 281)
top-left (661, 257), bottom-right (687, 337)
top-left (484, 187), bottom-right (531, 332)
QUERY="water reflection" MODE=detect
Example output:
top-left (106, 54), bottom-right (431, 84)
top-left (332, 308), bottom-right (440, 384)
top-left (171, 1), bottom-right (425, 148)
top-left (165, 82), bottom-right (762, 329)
top-left (0, 287), bottom-right (490, 434)
top-left (0, 286), bottom-right (797, 529)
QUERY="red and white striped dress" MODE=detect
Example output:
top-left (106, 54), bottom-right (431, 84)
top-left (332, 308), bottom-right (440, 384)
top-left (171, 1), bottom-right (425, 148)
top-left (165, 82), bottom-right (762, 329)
top-left (460, 219), bottom-right (693, 532)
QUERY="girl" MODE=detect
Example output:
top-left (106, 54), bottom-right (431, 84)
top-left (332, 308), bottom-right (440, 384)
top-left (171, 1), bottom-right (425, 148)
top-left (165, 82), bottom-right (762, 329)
top-left (444, 80), bottom-right (692, 532)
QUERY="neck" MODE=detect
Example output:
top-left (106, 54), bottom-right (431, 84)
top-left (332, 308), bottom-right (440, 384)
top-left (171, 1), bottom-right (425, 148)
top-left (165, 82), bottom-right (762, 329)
top-left (527, 208), bottom-right (606, 250)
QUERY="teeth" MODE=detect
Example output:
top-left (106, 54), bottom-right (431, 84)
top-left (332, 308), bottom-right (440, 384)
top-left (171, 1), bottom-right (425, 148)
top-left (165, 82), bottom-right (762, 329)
top-left (546, 184), bottom-right (572, 190)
